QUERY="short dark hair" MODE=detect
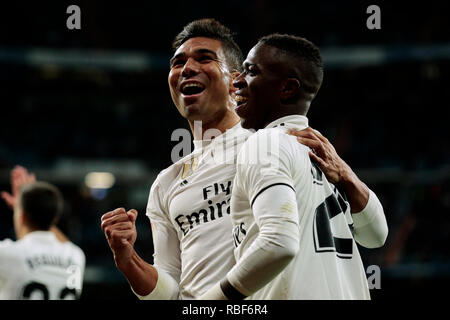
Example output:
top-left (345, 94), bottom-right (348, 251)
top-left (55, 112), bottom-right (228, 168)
top-left (258, 33), bottom-right (323, 94)
top-left (172, 18), bottom-right (243, 72)
top-left (19, 181), bottom-right (63, 230)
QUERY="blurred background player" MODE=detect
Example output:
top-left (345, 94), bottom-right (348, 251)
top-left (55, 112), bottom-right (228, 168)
top-left (0, 166), bottom-right (85, 300)
top-left (201, 34), bottom-right (388, 299)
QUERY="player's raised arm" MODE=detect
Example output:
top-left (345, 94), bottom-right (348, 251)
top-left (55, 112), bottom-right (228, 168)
top-left (101, 178), bottom-right (181, 300)
top-left (1, 165), bottom-right (70, 242)
top-left (1, 165), bottom-right (36, 209)
top-left (290, 127), bottom-right (388, 248)
top-left (101, 208), bottom-right (158, 296)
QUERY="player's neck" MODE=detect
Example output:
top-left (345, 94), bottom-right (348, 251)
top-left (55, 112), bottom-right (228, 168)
top-left (15, 225), bottom-right (31, 240)
top-left (189, 110), bottom-right (240, 140)
top-left (262, 103), bottom-right (308, 129)
top-left (15, 224), bottom-right (44, 240)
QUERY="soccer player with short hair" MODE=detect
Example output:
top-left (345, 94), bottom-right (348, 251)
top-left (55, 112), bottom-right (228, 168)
top-left (200, 34), bottom-right (388, 300)
top-left (102, 18), bottom-right (251, 299)
top-left (0, 166), bottom-right (85, 299)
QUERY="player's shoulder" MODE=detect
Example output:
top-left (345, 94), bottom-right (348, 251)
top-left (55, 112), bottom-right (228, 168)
top-left (0, 238), bottom-right (14, 248)
top-left (64, 240), bottom-right (85, 255)
top-left (242, 127), bottom-right (280, 146)
top-left (42, 238), bottom-right (86, 268)
top-left (0, 238), bottom-right (15, 253)
top-left (248, 126), bottom-right (298, 142)
top-left (148, 152), bottom-right (198, 212)
top-left (65, 241), bottom-right (86, 264)
top-left (0, 238), bottom-right (26, 262)
top-left (151, 152), bottom-right (193, 190)
top-left (237, 126), bottom-right (255, 140)
top-left (242, 126), bottom-right (308, 157)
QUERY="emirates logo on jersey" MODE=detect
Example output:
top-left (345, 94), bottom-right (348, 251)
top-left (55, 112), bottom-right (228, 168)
top-left (174, 180), bottom-right (232, 236)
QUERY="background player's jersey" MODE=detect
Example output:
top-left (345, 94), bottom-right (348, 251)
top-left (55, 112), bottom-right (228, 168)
top-left (231, 115), bottom-right (370, 299)
top-left (0, 231), bottom-right (85, 300)
top-left (147, 122), bottom-right (252, 299)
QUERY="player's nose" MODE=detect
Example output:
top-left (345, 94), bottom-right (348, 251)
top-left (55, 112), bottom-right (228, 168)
top-left (233, 72), bottom-right (246, 90)
top-left (182, 58), bottom-right (200, 78)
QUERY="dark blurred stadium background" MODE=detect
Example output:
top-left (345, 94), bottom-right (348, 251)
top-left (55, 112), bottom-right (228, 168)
top-left (1, 1), bottom-right (449, 300)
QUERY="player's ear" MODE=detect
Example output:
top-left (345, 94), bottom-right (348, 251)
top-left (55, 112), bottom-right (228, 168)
top-left (280, 78), bottom-right (301, 101)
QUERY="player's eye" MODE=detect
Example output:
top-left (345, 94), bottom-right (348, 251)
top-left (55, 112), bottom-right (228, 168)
top-left (198, 55), bottom-right (214, 63)
top-left (245, 66), bottom-right (257, 76)
top-left (171, 59), bottom-right (185, 68)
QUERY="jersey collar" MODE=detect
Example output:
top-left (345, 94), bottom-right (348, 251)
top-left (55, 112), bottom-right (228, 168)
top-left (265, 115), bottom-right (309, 130)
top-left (193, 121), bottom-right (244, 152)
top-left (22, 231), bottom-right (57, 242)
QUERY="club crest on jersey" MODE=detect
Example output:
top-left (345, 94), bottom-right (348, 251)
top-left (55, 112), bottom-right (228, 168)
top-left (181, 157), bottom-right (199, 180)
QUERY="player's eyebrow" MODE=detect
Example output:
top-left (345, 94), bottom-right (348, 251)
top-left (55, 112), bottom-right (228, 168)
top-left (195, 48), bottom-right (218, 59)
top-left (170, 48), bottom-right (219, 66)
top-left (170, 52), bottom-right (185, 66)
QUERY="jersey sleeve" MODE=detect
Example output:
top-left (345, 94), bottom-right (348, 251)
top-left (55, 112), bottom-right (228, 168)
top-left (352, 189), bottom-right (388, 248)
top-left (0, 240), bottom-right (14, 292)
top-left (145, 179), bottom-right (181, 299)
top-left (235, 130), bottom-right (304, 204)
top-left (71, 244), bottom-right (86, 298)
top-left (0, 239), bottom-right (14, 274)
top-left (226, 184), bottom-right (299, 297)
top-left (0, 239), bottom-right (13, 249)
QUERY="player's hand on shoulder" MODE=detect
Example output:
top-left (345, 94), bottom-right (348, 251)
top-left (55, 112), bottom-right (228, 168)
top-left (288, 127), bottom-right (349, 185)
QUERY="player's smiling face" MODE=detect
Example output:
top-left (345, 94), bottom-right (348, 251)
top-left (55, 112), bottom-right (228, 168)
top-left (233, 43), bottom-right (284, 130)
top-left (168, 37), bottom-right (235, 123)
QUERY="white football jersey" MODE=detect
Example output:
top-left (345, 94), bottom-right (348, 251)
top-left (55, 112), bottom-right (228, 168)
top-left (147, 122), bottom-right (252, 299)
top-left (230, 115), bottom-right (371, 299)
top-left (0, 231), bottom-right (85, 300)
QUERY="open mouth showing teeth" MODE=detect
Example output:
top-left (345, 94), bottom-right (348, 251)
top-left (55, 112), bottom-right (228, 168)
top-left (235, 95), bottom-right (248, 106)
top-left (181, 82), bottom-right (205, 96)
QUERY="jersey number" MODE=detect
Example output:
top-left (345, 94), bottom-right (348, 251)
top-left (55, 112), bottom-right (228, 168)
top-left (313, 193), bottom-right (353, 259)
top-left (21, 281), bottom-right (78, 300)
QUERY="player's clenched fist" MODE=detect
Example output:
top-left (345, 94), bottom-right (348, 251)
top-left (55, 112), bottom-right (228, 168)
top-left (101, 208), bottom-right (138, 268)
